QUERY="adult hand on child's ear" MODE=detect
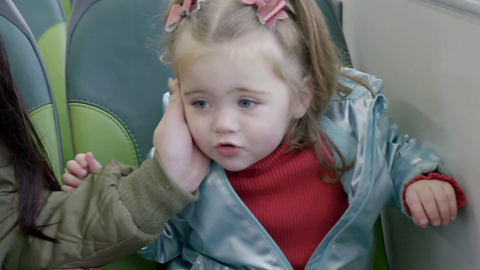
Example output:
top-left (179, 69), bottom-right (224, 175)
top-left (405, 180), bottom-right (457, 229)
top-left (153, 78), bottom-right (210, 193)
top-left (61, 152), bottom-right (102, 192)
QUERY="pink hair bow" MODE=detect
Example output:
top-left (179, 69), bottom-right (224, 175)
top-left (165, 0), bottom-right (204, 32)
top-left (242, 0), bottom-right (289, 27)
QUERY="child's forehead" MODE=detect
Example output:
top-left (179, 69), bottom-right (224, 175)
top-left (174, 30), bottom-right (287, 76)
top-left (181, 52), bottom-right (281, 87)
top-left (179, 43), bottom-right (296, 98)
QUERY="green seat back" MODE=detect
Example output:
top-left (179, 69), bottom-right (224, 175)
top-left (0, 0), bottom-right (63, 181)
top-left (67, 0), bottom-right (171, 168)
top-left (61, 0), bottom-right (72, 22)
top-left (13, 0), bottom-right (74, 164)
top-left (67, 0), bottom-right (170, 268)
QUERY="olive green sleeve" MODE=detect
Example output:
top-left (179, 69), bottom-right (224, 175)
top-left (118, 152), bottom-right (199, 234)
top-left (7, 153), bottom-right (198, 269)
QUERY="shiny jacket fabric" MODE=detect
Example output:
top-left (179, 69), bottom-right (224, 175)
top-left (139, 68), bottom-right (449, 269)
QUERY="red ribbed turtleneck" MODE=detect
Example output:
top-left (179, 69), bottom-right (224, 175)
top-left (226, 143), bottom-right (349, 270)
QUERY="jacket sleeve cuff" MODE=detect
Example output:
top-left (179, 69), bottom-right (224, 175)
top-left (402, 172), bottom-right (466, 216)
top-left (117, 152), bottom-right (199, 234)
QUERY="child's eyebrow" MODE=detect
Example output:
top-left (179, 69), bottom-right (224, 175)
top-left (182, 88), bottom-right (268, 96)
top-left (182, 89), bottom-right (205, 96)
top-left (235, 87), bottom-right (268, 95)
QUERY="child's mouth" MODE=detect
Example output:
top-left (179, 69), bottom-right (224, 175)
top-left (216, 143), bottom-right (240, 157)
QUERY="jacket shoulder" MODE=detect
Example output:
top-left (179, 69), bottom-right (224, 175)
top-left (333, 68), bottom-right (384, 102)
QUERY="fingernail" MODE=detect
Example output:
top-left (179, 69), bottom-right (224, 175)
top-left (451, 215), bottom-right (456, 220)
top-left (420, 219), bottom-right (428, 225)
top-left (167, 78), bottom-right (175, 94)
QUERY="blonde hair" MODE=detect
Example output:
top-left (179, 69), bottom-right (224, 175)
top-left (162, 0), bottom-right (374, 182)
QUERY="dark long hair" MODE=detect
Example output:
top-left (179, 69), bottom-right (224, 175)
top-left (0, 37), bottom-right (61, 242)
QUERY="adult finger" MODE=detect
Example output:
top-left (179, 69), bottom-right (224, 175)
top-left (167, 77), bottom-right (176, 95)
top-left (163, 78), bottom-right (185, 124)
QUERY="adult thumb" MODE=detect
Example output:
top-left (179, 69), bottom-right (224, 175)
top-left (85, 152), bottom-right (102, 173)
top-left (164, 78), bottom-right (185, 121)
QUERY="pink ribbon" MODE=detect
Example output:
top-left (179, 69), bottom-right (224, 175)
top-left (242, 0), bottom-right (289, 27)
top-left (165, 0), bottom-right (203, 32)
top-left (165, 0), bottom-right (288, 32)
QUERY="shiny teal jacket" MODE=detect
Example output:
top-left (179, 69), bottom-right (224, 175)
top-left (138, 68), bottom-right (449, 269)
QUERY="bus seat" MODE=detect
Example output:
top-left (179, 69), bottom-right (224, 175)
top-left (61, 0), bottom-right (72, 22)
top-left (316, 0), bottom-right (352, 67)
top-left (66, 0), bottom-right (171, 268)
top-left (0, 0), bottom-right (63, 181)
top-left (67, 0), bottom-right (171, 167)
top-left (13, 0), bottom-right (74, 163)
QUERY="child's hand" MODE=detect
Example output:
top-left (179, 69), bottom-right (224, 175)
top-left (153, 78), bottom-right (210, 193)
top-left (405, 179), bottom-right (457, 228)
top-left (61, 152), bottom-right (102, 192)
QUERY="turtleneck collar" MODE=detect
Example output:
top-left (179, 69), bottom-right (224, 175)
top-left (226, 142), bottom-right (301, 178)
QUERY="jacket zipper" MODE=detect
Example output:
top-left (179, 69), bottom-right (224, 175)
top-left (316, 98), bottom-right (382, 269)
top-left (218, 169), bottom-right (294, 270)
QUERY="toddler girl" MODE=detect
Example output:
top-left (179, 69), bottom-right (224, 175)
top-left (65, 0), bottom-right (466, 269)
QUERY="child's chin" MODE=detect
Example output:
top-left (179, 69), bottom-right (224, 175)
top-left (217, 160), bottom-right (252, 172)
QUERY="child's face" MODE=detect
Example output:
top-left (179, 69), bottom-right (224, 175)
top-left (180, 49), bottom-right (304, 172)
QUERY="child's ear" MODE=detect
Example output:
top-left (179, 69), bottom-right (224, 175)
top-left (292, 76), bottom-right (314, 119)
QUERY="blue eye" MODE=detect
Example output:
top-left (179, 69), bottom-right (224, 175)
top-left (238, 99), bottom-right (256, 108)
top-left (193, 100), bottom-right (211, 109)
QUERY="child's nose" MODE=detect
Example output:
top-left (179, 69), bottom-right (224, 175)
top-left (214, 110), bottom-right (239, 134)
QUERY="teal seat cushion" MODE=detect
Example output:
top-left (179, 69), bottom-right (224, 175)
top-left (316, 0), bottom-right (352, 66)
top-left (0, 1), bottom-right (63, 180)
top-left (12, 0), bottom-right (65, 40)
top-left (67, 0), bottom-right (172, 166)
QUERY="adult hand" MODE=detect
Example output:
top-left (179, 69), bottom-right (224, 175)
top-left (153, 78), bottom-right (210, 193)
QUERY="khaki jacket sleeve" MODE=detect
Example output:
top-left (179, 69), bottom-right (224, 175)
top-left (0, 151), bottom-right (198, 270)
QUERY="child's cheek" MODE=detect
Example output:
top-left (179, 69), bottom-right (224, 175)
top-left (184, 108), bottom-right (200, 131)
top-left (189, 121), bottom-right (209, 150)
top-left (253, 123), bottom-right (285, 151)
